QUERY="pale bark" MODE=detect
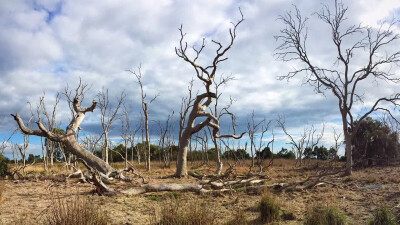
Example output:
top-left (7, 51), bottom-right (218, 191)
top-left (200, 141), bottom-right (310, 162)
top-left (12, 86), bottom-right (115, 175)
top-left (276, 1), bottom-right (400, 175)
top-left (174, 11), bottom-right (245, 177)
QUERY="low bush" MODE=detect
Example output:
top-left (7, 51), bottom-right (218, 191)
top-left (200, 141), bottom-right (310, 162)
top-left (155, 197), bottom-right (216, 225)
top-left (44, 193), bottom-right (108, 225)
top-left (0, 153), bottom-right (9, 178)
top-left (367, 206), bottom-right (397, 225)
top-left (226, 207), bottom-right (248, 225)
top-left (304, 205), bottom-right (346, 225)
top-left (259, 193), bottom-right (281, 223)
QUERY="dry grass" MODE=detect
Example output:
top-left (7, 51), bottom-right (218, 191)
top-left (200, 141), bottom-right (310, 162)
top-left (367, 206), bottom-right (398, 225)
top-left (304, 205), bottom-right (346, 225)
top-left (0, 181), bottom-right (3, 204)
top-left (1, 160), bottom-right (399, 225)
top-left (258, 192), bottom-right (281, 223)
top-left (44, 193), bottom-right (108, 225)
top-left (152, 197), bottom-right (217, 225)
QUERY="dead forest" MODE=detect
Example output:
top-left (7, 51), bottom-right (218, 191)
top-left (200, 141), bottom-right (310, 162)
top-left (1, 1), bottom-right (400, 225)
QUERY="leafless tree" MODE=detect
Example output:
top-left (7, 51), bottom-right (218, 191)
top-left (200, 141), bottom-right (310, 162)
top-left (275, 0), bottom-right (400, 174)
top-left (174, 10), bottom-right (245, 177)
top-left (37, 92), bottom-right (60, 169)
top-left (208, 75), bottom-right (236, 175)
top-left (277, 116), bottom-right (324, 167)
top-left (12, 80), bottom-right (115, 175)
top-left (247, 112), bottom-right (273, 173)
top-left (97, 88), bottom-right (125, 164)
top-left (121, 105), bottom-right (130, 169)
top-left (128, 66), bottom-right (159, 171)
top-left (158, 112), bottom-right (174, 168)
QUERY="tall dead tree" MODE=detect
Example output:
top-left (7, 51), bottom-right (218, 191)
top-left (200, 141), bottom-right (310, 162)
top-left (121, 105), bottom-right (130, 169)
top-left (98, 88), bottom-right (125, 164)
top-left (12, 81), bottom-right (115, 175)
top-left (277, 117), bottom-right (324, 167)
top-left (208, 75), bottom-right (236, 175)
top-left (275, 0), bottom-right (400, 175)
top-left (174, 10), bottom-right (245, 177)
top-left (247, 112), bottom-right (273, 172)
top-left (128, 66), bottom-right (159, 171)
top-left (38, 92), bottom-right (60, 168)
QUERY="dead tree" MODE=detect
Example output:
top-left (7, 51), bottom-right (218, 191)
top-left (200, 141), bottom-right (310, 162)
top-left (12, 81), bottom-right (115, 175)
top-left (120, 105), bottom-right (130, 169)
top-left (208, 75), bottom-right (236, 175)
top-left (277, 117), bottom-right (324, 167)
top-left (37, 92), bottom-right (60, 169)
top-left (158, 112), bottom-right (174, 168)
top-left (128, 121), bottom-right (141, 165)
top-left (247, 112), bottom-right (273, 173)
top-left (97, 88), bottom-right (125, 164)
top-left (174, 10), bottom-right (245, 177)
top-left (128, 66), bottom-right (159, 171)
top-left (275, 0), bottom-right (400, 175)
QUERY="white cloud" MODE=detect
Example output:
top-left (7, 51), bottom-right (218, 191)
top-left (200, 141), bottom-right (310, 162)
top-left (0, 0), bottom-right (399, 155)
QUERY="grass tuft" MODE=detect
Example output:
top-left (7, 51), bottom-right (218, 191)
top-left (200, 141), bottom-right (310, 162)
top-left (367, 206), bottom-right (398, 225)
top-left (304, 205), bottom-right (346, 225)
top-left (44, 193), bottom-right (108, 225)
top-left (259, 193), bottom-right (281, 223)
top-left (154, 197), bottom-right (216, 225)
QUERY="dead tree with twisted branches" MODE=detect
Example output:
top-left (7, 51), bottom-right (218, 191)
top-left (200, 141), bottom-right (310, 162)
top-left (174, 10), bottom-right (245, 177)
top-left (275, 0), bottom-right (400, 175)
top-left (12, 81), bottom-right (115, 176)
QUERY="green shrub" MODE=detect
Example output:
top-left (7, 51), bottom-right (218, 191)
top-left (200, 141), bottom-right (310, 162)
top-left (367, 207), bottom-right (398, 225)
top-left (0, 153), bottom-right (9, 178)
top-left (304, 206), bottom-right (346, 225)
top-left (259, 194), bottom-right (281, 223)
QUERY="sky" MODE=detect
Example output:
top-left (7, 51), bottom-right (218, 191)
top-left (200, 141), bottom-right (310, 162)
top-left (1, 0), bottom-right (400, 159)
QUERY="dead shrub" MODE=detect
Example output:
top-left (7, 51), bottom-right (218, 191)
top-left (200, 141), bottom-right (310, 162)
top-left (44, 193), bottom-right (108, 225)
top-left (226, 207), bottom-right (248, 225)
top-left (154, 197), bottom-right (216, 225)
top-left (367, 206), bottom-right (397, 225)
top-left (304, 205), bottom-right (346, 225)
top-left (258, 193), bottom-right (281, 223)
top-left (0, 181), bottom-right (4, 204)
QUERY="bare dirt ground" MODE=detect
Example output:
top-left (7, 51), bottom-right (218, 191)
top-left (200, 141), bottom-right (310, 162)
top-left (0, 160), bottom-right (399, 224)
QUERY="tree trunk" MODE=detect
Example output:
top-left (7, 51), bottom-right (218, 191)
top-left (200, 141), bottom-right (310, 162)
top-left (124, 140), bottom-right (128, 169)
top-left (342, 113), bottom-right (352, 175)
top-left (214, 139), bottom-right (223, 175)
top-left (176, 129), bottom-right (190, 177)
top-left (104, 132), bottom-right (109, 164)
top-left (144, 104), bottom-right (151, 171)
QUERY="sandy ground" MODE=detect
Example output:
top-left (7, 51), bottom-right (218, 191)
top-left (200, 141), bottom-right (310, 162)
top-left (0, 160), bottom-right (399, 224)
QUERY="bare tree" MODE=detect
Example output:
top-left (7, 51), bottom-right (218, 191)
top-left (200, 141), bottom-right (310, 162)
top-left (247, 112), bottom-right (273, 173)
top-left (277, 116), bottom-right (324, 167)
top-left (121, 105), bottom-right (130, 169)
top-left (208, 75), bottom-right (237, 175)
top-left (275, 0), bottom-right (400, 174)
top-left (158, 112), bottom-right (174, 168)
top-left (174, 10), bottom-right (245, 177)
top-left (128, 66), bottom-right (159, 171)
top-left (97, 88), bottom-right (125, 164)
top-left (12, 80), bottom-right (115, 175)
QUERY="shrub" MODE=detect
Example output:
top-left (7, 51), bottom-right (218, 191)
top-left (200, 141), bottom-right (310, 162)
top-left (304, 205), bottom-right (346, 225)
top-left (0, 153), bottom-right (9, 178)
top-left (44, 194), bottom-right (108, 225)
top-left (226, 207), bottom-right (248, 225)
top-left (367, 207), bottom-right (397, 225)
top-left (259, 194), bottom-right (280, 223)
top-left (155, 197), bottom-right (216, 225)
